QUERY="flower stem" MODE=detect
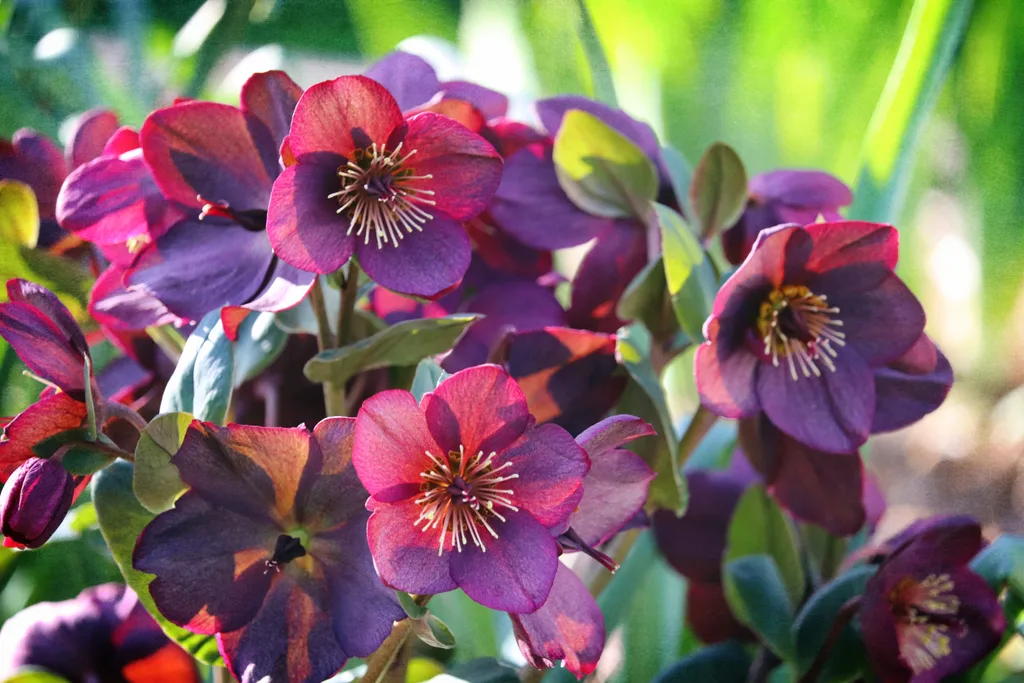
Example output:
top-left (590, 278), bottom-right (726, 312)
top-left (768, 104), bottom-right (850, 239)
top-left (677, 403), bottom-right (717, 470)
top-left (338, 261), bottom-right (361, 349)
top-left (146, 324), bottom-right (185, 364)
top-left (102, 401), bottom-right (148, 433)
top-left (212, 665), bottom-right (233, 683)
top-left (360, 594), bottom-right (431, 683)
top-left (309, 279), bottom-right (345, 416)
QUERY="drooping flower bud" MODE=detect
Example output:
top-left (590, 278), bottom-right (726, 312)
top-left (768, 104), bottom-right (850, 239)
top-left (0, 457), bottom-right (75, 548)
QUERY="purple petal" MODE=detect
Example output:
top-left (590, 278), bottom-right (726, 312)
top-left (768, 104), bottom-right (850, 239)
top-left (569, 446), bottom-right (654, 547)
top-left (365, 502), bottom-right (457, 595)
top-left (501, 423), bottom-right (589, 530)
top-left (365, 51), bottom-right (441, 112)
top-left (289, 76), bottom-right (404, 159)
top-left (687, 581), bottom-right (752, 644)
top-left (511, 564), bottom-right (604, 677)
top-left (97, 355), bottom-right (154, 405)
top-left (103, 126), bottom-right (141, 156)
top-left (575, 415), bottom-right (657, 460)
top-left (305, 418), bottom-right (372, 533)
top-left (0, 283), bottom-right (88, 392)
top-left (266, 157), bottom-right (355, 275)
top-left (872, 334), bottom-right (953, 433)
top-left (749, 170), bottom-right (852, 209)
top-left (0, 130), bottom-right (67, 219)
top-left (449, 508), bottom-right (559, 613)
top-left (567, 220), bottom-right (647, 332)
top-left (241, 257), bottom-right (315, 314)
top-left (89, 265), bottom-right (179, 331)
top-left (440, 81), bottom-right (509, 119)
top-left (804, 220), bottom-right (899, 272)
top-left (240, 70), bottom-right (303, 176)
top-left (694, 319), bottom-right (761, 419)
top-left (66, 109), bottom-right (120, 170)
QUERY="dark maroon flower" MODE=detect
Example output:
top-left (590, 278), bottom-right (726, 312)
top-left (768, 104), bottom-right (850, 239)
top-left (133, 418), bottom-right (404, 683)
top-left (512, 415), bottom-right (655, 677)
top-left (0, 457), bottom-right (75, 548)
top-left (352, 364), bottom-right (589, 613)
top-left (0, 583), bottom-right (200, 682)
top-left (267, 75), bottom-right (502, 299)
top-left (695, 221), bottom-right (929, 453)
top-left (721, 170), bottom-right (852, 265)
top-left (859, 516), bottom-right (1005, 682)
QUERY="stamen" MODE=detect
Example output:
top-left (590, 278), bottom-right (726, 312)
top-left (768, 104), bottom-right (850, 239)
top-left (756, 285), bottom-right (846, 382)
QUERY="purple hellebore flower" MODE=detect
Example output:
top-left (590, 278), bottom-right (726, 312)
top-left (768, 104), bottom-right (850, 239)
top-left (721, 169), bottom-right (852, 265)
top-left (859, 516), bottom-right (1005, 682)
top-left (133, 418), bottom-right (404, 683)
top-left (694, 220), bottom-right (932, 453)
top-left (0, 583), bottom-right (201, 682)
top-left (0, 456), bottom-right (75, 548)
top-left (352, 364), bottom-right (590, 613)
top-left (267, 75), bottom-right (503, 299)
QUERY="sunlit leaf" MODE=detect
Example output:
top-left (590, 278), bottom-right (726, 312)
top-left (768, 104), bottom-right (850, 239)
top-left (688, 143), bottom-right (747, 241)
top-left (0, 180), bottom-right (39, 248)
top-left (656, 204), bottom-right (717, 341)
top-left (133, 412), bottom-right (192, 514)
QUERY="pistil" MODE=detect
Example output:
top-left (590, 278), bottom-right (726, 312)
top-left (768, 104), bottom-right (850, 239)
top-left (757, 285), bottom-right (847, 381)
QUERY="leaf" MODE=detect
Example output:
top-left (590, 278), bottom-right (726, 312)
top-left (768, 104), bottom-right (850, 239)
top-left (725, 484), bottom-right (805, 607)
top-left (617, 257), bottom-right (679, 341)
top-left (970, 534), bottom-right (1024, 593)
top-left (68, 501), bottom-right (97, 533)
top-left (32, 428), bottom-right (94, 459)
top-left (0, 242), bottom-right (92, 321)
top-left (410, 358), bottom-right (449, 402)
top-left (133, 412), bottom-right (192, 514)
top-left (92, 461), bottom-right (223, 664)
top-left (304, 314), bottom-right (478, 386)
top-left (160, 309), bottom-right (233, 424)
top-left (553, 109), bottom-right (658, 220)
top-left (411, 613), bottom-right (457, 650)
top-left (60, 444), bottom-right (117, 475)
top-left (396, 590), bottom-right (428, 619)
top-left (656, 204), bottom-right (717, 341)
top-left (444, 659), bottom-right (520, 683)
top-left (428, 591), bottom-right (501, 661)
top-left (624, 551), bottom-right (687, 682)
top-left (688, 143), bottom-right (748, 241)
top-left (651, 641), bottom-right (752, 683)
top-left (0, 180), bottom-right (39, 247)
top-left (722, 555), bottom-right (796, 661)
top-left (599, 530), bottom-right (657, 630)
top-left (573, 0), bottom-right (618, 107)
top-left (232, 310), bottom-right (288, 387)
top-left (849, 0), bottom-right (973, 222)
top-left (793, 565), bottom-right (874, 681)
top-left (661, 144), bottom-right (693, 217)
top-left (2, 668), bottom-right (71, 683)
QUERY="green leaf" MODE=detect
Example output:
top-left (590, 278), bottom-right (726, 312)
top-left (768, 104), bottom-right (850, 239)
top-left (617, 257), bottom-right (679, 342)
top-left (573, 0), bottom-right (617, 107)
top-left (661, 144), bottom-right (694, 218)
top-left (68, 501), bottom-right (97, 533)
top-left (0, 180), bottom-right (39, 247)
top-left (396, 590), bottom-right (428, 619)
top-left (971, 534), bottom-right (1024, 593)
top-left (0, 242), bottom-right (92, 321)
top-left (160, 309), bottom-right (233, 424)
top-left (651, 641), bottom-right (752, 683)
top-left (410, 358), bottom-right (449, 402)
top-left (623, 551), bottom-right (687, 682)
top-left (723, 555), bottom-right (796, 661)
top-left (304, 314), bottom-right (478, 386)
top-left (133, 412), bottom-right (192, 514)
top-left (793, 565), bottom-right (874, 681)
top-left (725, 485), bottom-right (805, 607)
top-left (598, 530), bottom-right (658, 631)
top-left (232, 311), bottom-right (288, 387)
top-left (428, 591), bottom-right (501, 661)
top-left (443, 658), bottom-right (520, 683)
top-left (688, 143), bottom-right (748, 241)
top-left (553, 109), bottom-right (658, 220)
top-left (92, 461), bottom-right (223, 665)
top-left (849, 0), bottom-right (973, 222)
top-left (656, 204), bottom-right (717, 341)
top-left (32, 428), bottom-right (94, 459)
top-left (2, 668), bottom-right (71, 683)
top-left (411, 613), bottom-right (457, 650)
top-left (60, 444), bottom-right (117, 476)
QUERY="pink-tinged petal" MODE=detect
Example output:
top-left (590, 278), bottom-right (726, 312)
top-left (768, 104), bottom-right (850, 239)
top-left (6, 278), bottom-right (89, 359)
top-left (102, 126), bottom-right (140, 156)
top-left (501, 423), bottom-right (588, 530)
top-left (240, 70), bottom-right (303, 174)
top-left (569, 446), bottom-right (654, 547)
top-left (289, 76), bottom-right (404, 159)
top-left (355, 212), bottom-right (471, 298)
top-left (133, 492), bottom-right (278, 634)
top-left (365, 502), bottom-right (457, 595)
top-left (488, 118), bottom-right (548, 158)
top-left (575, 415), bottom-right (656, 460)
top-left (511, 564), bottom-right (604, 678)
top-left (218, 576), bottom-right (349, 683)
top-left (0, 130), bottom-right (66, 219)
top-left (141, 101), bottom-right (272, 210)
top-left (221, 306), bottom-right (250, 342)
top-left (241, 257), bottom-right (315, 315)
top-left (0, 393), bottom-right (86, 480)
top-left (352, 390), bottom-right (441, 497)
top-left (440, 81), bottom-right (509, 120)
top-left (489, 145), bottom-right (612, 250)
top-left (567, 220), bottom-right (647, 333)
top-left (401, 111), bottom-right (502, 221)
top-left (365, 51), bottom-right (440, 112)
top-left (713, 224), bottom-right (806, 317)
top-left (422, 364), bottom-right (531, 457)
top-left (872, 334), bottom-right (953, 433)
top-left (89, 265), bottom-right (178, 331)
top-left (694, 320), bottom-right (761, 419)
top-left (804, 221), bottom-right (899, 272)
top-left (449, 508), bottom-right (559, 613)
top-left (266, 158), bottom-right (355, 275)
top-left (66, 109), bottom-right (119, 169)
top-left (0, 300), bottom-right (86, 393)
top-left (466, 219), bottom-right (553, 279)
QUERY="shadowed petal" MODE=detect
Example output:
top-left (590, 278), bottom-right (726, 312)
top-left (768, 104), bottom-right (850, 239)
top-left (501, 423), bottom-right (588, 530)
top-left (687, 581), bottom-right (752, 644)
top-left (90, 265), bottom-right (178, 330)
top-left (352, 390), bottom-right (441, 498)
top-left (304, 418), bottom-right (372, 533)
top-left (569, 445), bottom-right (654, 547)
top-left (6, 278), bottom-right (89, 359)
top-left (0, 130), bottom-right (66, 219)
top-left (567, 219), bottom-right (647, 332)
top-left (872, 334), bottom-right (953, 433)
top-left (67, 109), bottom-right (119, 169)
top-left (0, 392), bottom-right (86, 480)
top-left (103, 126), bottom-right (141, 156)
top-left (441, 81), bottom-right (509, 120)
top-left (750, 170), bottom-right (852, 209)
top-left (694, 319), bottom-right (761, 419)
top-left (365, 502), bottom-right (457, 595)
top-left (365, 51), bottom-right (440, 111)
top-left (289, 76), bottom-right (404, 159)
top-left (241, 70), bottom-right (303, 176)
top-left (575, 415), bottom-right (656, 461)
top-left (242, 257), bottom-right (315, 314)
top-left (0, 285), bottom-right (88, 393)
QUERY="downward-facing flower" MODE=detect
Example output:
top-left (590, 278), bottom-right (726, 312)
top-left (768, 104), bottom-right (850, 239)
top-left (721, 169), bottom-right (852, 265)
top-left (0, 583), bottom-right (200, 682)
top-left (859, 516), bottom-right (1004, 682)
top-left (352, 364), bottom-right (589, 613)
top-left (695, 220), bottom-right (927, 452)
top-left (133, 418), bottom-right (404, 683)
top-left (0, 457), bottom-right (75, 548)
top-left (267, 75), bottom-right (503, 298)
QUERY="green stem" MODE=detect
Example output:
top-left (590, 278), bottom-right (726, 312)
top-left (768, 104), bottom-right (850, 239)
top-left (102, 401), bottom-right (148, 433)
top-left (338, 262), bottom-right (361, 349)
top-left (212, 666), bottom-right (233, 683)
top-left (360, 594), bottom-right (431, 683)
top-left (309, 279), bottom-right (345, 416)
top-left (146, 325), bottom-right (185, 364)
top-left (677, 403), bottom-right (717, 470)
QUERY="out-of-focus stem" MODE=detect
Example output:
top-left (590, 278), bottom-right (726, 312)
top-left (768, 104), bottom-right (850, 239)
top-left (309, 279), bottom-right (345, 416)
top-left (338, 262), bottom-right (361, 349)
top-left (677, 403), bottom-right (717, 469)
top-left (361, 594), bottom-right (431, 683)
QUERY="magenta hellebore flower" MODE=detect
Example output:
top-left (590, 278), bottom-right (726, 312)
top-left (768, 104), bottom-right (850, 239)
top-left (859, 516), bottom-right (1005, 682)
top-left (695, 220), bottom-right (932, 453)
top-left (133, 418), bottom-right (404, 683)
top-left (0, 457), bottom-right (75, 548)
top-left (352, 364), bottom-right (590, 613)
top-left (0, 583), bottom-right (200, 682)
top-left (721, 169), bottom-right (853, 265)
top-left (267, 75), bottom-right (503, 299)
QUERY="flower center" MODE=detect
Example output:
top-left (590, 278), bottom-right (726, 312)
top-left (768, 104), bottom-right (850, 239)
top-left (264, 533), bottom-right (307, 574)
top-left (327, 142), bottom-right (437, 250)
top-left (414, 445), bottom-right (519, 555)
top-left (888, 574), bottom-right (964, 674)
top-left (755, 285), bottom-right (846, 381)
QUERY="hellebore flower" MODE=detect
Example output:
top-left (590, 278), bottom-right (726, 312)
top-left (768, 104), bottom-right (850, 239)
top-left (133, 418), bottom-right (404, 683)
top-left (352, 364), bottom-right (590, 613)
top-left (721, 170), bottom-right (852, 265)
top-left (0, 583), bottom-right (200, 682)
top-left (267, 75), bottom-right (503, 299)
top-left (511, 415), bottom-right (655, 678)
top-left (694, 220), bottom-right (928, 453)
top-left (0, 457), bottom-right (75, 548)
top-left (859, 516), bottom-right (1005, 682)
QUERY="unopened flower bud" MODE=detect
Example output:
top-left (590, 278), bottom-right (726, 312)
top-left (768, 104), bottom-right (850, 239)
top-left (0, 457), bottom-right (75, 549)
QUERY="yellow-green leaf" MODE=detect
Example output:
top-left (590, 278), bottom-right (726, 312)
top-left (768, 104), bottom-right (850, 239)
top-left (0, 180), bottom-right (39, 248)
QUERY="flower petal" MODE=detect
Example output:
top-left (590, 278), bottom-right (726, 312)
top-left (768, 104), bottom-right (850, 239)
top-left (440, 81), bottom-right (509, 120)
top-left (6, 278), bottom-right (89, 360)
top-left (289, 76), bottom-right (404, 159)
top-left (749, 170), bottom-right (852, 209)
top-left (566, 219), bottom-right (647, 333)
top-left (0, 130), bottom-right (66, 219)
top-left (90, 265), bottom-right (178, 331)
top-left (575, 415), bottom-right (657, 460)
top-left (0, 392), bottom-right (86, 480)
top-left (365, 502), bottom-right (457, 595)
top-left (694, 319), bottom-right (761, 419)
top-left (804, 220), bottom-right (899, 272)
top-left (569, 445), bottom-right (654, 547)
top-left (449, 508), bottom-right (559, 613)
top-left (103, 126), bottom-right (141, 156)
top-left (365, 51), bottom-right (441, 112)
top-left (240, 70), bottom-right (303, 176)
top-left (66, 109), bottom-right (120, 170)
top-left (501, 423), bottom-right (588, 530)
top-left (687, 581), bottom-right (752, 644)
top-left (304, 418), bottom-right (371, 533)
top-left (872, 334), bottom-right (953, 433)
top-left (241, 257), bottom-right (315, 315)
top-left (0, 288), bottom-right (87, 393)
top-left (511, 564), bottom-right (604, 677)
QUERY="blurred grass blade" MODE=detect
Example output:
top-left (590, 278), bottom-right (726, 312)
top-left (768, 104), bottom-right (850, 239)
top-left (849, 0), bottom-right (974, 222)
top-left (575, 0), bottom-right (618, 107)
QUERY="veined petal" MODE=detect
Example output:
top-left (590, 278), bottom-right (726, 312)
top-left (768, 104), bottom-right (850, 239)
top-left (66, 109), bottom-right (119, 170)
top-left (500, 423), bottom-right (589, 531)
top-left (241, 70), bottom-right (303, 178)
top-left (289, 76), bottom-right (404, 159)
top-left (0, 392), bottom-right (86, 480)
top-left (352, 390), bottom-right (441, 497)
top-left (365, 502), bottom-right (457, 596)
top-left (568, 445), bottom-right (654, 547)
top-left (872, 334), bottom-right (953, 433)
top-left (566, 220), bottom-right (647, 333)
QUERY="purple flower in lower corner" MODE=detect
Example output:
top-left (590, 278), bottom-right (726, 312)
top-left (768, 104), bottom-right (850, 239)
top-left (132, 418), bottom-right (404, 683)
top-left (352, 364), bottom-right (590, 613)
top-left (859, 516), bottom-right (1004, 683)
top-left (0, 457), bottom-right (75, 548)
